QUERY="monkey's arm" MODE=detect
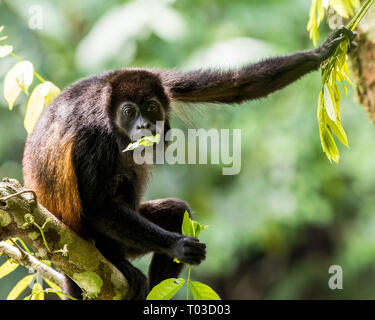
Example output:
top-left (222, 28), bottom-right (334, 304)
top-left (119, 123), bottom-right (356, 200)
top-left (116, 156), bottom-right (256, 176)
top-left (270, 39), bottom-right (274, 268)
top-left (86, 198), bottom-right (206, 265)
top-left (159, 27), bottom-right (356, 104)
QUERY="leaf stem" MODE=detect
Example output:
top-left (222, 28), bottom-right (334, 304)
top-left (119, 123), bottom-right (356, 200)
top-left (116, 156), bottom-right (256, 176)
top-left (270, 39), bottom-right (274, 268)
top-left (12, 237), bottom-right (31, 255)
top-left (346, 0), bottom-right (375, 30)
top-left (32, 220), bottom-right (52, 253)
top-left (186, 266), bottom-right (191, 300)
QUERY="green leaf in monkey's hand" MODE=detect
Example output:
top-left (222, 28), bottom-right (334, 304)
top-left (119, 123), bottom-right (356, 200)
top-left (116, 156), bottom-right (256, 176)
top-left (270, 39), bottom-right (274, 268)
top-left (146, 278), bottom-right (185, 300)
top-left (181, 211), bottom-right (209, 238)
top-left (173, 211), bottom-right (208, 264)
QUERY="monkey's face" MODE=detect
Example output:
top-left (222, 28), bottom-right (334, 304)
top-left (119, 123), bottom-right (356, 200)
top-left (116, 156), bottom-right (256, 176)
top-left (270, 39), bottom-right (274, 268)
top-left (110, 70), bottom-right (170, 142)
top-left (115, 97), bottom-right (165, 142)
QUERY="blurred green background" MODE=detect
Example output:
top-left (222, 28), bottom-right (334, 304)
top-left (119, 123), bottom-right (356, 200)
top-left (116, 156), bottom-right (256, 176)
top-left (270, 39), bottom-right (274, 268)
top-left (1, 0), bottom-right (375, 300)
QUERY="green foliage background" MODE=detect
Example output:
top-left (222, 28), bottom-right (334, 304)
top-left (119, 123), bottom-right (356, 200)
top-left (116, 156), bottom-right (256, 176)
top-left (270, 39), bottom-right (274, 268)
top-left (1, 0), bottom-right (375, 299)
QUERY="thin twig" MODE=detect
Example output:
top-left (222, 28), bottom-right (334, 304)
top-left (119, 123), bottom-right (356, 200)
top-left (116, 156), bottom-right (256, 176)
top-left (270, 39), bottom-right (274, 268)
top-left (0, 241), bottom-right (67, 288)
top-left (0, 190), bottom-right (37, 202)
top-left (9, 238), bottom-right (26, 258)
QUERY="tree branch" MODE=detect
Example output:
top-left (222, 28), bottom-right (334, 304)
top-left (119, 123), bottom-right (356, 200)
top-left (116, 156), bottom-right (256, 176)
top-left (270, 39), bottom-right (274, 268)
top-left (0, 178), bottom-right (129, 300)
top-left (0, 240), bottom-right (67, 288)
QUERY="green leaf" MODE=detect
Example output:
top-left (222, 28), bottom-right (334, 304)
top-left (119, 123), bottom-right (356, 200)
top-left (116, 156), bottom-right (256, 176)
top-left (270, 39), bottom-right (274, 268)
top-left (0, 259), bottom-right (19, 279)
top-left (317, 0), bottom-right (325, 23)
top-left (192, 220), bottom-right (209, 238)
top-left (4, 61), bottom-right (34, 110)
top-left (43, 277), bottom-right (65, 300)
top-left (349, 0), bottom-right (360, 8)
top-left (327, 115), bottom-right (349, 148)
top-left (190, 281), bottom-right (221, 300)
top-left (181, 210), bottom-right (209, 239)
top-left (320, 126), bottom-right (340, 163)
top-left (24, 81), bottom-right (61, 134)
top-left (30, 282), bottom-right (44, 300)
top-left (307, 0), bottom-right (325, 46)
top-left (182, 211), bottom-right (195, 237)
top-left (146, 278), bottom-right (185, 300)
top-left (323, 84), bottom-right (336, 122)
top-left (341, 62), bottom-right (353, 85)
top-left (330, 0), bottom-right (353, 18)
top-left (317, 91), bottom-right (324, 123)
top-left (42, 81), bottom-right (61, 106)
top-left (24, 84), bottom-right (45, 134)
top-left (0, 45), bottom-right (13, 58)
top-left (123, 134), bottom-right (160, 152)
top-left (7, 275), bottom-right (34, 300)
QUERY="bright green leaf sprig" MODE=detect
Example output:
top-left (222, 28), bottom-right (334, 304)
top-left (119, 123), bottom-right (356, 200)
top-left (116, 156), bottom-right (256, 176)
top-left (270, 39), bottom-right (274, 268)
top-left (0, 26), bottom-right (61, 134)
top-left (309, 0), bottom-right (374, 162)
top-left (146, 211), bottom-right (220, 300)
top-left (318, 43), bottom-right (351, 163)
top-left (307, 0), bottom-right (361, 47)
top-left (307, 0), bottom-right (326, 47)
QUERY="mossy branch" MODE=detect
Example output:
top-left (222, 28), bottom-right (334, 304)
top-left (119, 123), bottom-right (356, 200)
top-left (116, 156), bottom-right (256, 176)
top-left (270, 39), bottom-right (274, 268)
top-left (0, 178), bottom-right (129, 300)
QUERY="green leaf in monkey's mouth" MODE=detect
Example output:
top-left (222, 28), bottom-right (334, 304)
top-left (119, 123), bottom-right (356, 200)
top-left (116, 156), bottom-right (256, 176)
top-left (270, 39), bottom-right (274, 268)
top-left (123, 134), bottom-right (160, 152)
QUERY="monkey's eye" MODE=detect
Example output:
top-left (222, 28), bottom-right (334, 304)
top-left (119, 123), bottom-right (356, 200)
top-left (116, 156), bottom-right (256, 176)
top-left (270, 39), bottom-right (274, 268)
top-left (122, 107), bottom-right (135, 118)
top-left (146, 102), bottom-right (159, 112)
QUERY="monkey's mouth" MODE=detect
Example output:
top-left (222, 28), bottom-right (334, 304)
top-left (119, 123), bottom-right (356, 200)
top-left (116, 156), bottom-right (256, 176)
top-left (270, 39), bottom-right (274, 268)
top-left (131, 130), bottom-right (156, 143)
top-left (131, 135), bottom-right (146, 143)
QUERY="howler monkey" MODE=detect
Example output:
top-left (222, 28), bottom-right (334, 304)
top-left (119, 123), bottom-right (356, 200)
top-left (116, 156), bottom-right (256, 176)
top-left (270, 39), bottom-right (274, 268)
top-left (22, 27), bottom-right (356, 299)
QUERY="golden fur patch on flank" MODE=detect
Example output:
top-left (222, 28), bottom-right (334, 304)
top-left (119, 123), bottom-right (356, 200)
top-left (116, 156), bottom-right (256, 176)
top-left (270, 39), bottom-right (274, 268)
top-left (51, 138), bottom-right (82, 233)
top-left (24, 125), bottom-right (82, 234)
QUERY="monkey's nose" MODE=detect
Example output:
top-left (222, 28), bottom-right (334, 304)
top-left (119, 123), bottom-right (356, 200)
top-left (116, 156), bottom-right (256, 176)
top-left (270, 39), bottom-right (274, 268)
top-left (136, 122), bottom-right (150, 130)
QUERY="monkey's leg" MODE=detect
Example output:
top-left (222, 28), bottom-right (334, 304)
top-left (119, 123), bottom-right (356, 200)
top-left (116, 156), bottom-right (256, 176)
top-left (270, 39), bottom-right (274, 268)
top-left (94, 237), bottom-right (149, 300)
top-left (139, 198), bottom-right (192, 289)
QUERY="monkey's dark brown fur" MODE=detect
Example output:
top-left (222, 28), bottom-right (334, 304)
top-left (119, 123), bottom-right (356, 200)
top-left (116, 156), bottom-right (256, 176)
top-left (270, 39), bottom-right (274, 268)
top-left (22, 27), bottom-right (356, 299)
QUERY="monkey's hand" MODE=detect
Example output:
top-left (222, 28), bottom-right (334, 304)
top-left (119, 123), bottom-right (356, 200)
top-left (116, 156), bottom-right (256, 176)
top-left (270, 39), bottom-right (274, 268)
top-left (169, 235), bottom-right (206, 265)
top-left (315, 26), bottom-right (357, 63)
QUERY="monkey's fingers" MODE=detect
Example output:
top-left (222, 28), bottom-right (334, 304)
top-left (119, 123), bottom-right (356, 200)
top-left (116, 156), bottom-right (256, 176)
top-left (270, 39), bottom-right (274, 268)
top-left (332, 26), bottom-right (355, 41)
top-left (347, 41), bottom-right (358, 54)
top-left (186, 238), bottom-right (206, 249)
top-left (349, 31), bottom-right (358, 41)
top-left (329, 35), bottom-right (347, 47)
top-left (182, 239), bottom-right (206, 264)
top-left (184, 244), bottom-right (206, 256)
top-left (182, 252), bottom-right (206, 265)
top-left (182, 257), bottom-right (201, 265)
